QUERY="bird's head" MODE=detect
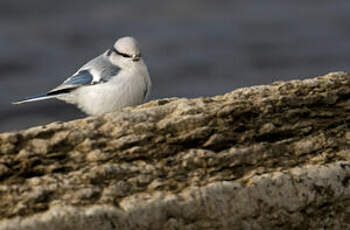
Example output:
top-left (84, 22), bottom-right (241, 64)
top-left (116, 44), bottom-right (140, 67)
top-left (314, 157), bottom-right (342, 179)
top-left (107, 36), bottom-right (142, 66)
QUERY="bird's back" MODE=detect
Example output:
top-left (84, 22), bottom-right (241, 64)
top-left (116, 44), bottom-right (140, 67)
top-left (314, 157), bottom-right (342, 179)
top-left (74, 52), bottom-right (121, 83)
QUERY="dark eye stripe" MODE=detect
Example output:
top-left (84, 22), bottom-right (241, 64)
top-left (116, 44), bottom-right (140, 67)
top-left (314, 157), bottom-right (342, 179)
top-left (112, 48), bottom-right (132, 58)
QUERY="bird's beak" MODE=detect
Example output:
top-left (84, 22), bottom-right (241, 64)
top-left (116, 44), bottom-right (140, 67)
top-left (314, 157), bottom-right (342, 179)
top-left (132, 54), bottom-right (141, 62)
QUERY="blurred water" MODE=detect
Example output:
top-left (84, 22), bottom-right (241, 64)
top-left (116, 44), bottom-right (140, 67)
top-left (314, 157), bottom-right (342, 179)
top-left (1, 0), bottom-right (350, 132)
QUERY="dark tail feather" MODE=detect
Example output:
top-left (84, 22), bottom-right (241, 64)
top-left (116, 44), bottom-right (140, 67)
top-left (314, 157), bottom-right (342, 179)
top-left (12, 93), bottom-right (57, 105)
top-left (12, 87), bottom-right (75, 105)
top-left (47, 88), bottom-right (75, 96)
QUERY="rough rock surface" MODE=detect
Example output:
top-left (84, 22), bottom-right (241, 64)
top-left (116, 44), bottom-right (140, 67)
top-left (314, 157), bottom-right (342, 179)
top-left (0, 72), bottom-right (350, 229)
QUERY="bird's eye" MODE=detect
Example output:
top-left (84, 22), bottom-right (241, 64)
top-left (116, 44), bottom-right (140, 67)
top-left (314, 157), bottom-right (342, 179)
top-left (107, 49), bottom-right (113, 56)
top-left (113, 48), bottom-right (133, 58)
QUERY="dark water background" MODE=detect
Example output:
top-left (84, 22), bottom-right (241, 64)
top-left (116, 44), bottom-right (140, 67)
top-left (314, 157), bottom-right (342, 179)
top-left (1, 1), bottom-right (350, 132)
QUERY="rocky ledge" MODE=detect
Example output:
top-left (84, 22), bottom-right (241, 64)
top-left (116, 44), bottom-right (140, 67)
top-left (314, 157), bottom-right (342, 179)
top-left (0, 72), bottom-right (349, 229)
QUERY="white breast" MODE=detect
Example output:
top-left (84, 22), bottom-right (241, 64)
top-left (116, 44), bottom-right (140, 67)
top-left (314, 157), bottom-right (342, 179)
top-left (66, 65), bottom-right (150, 115)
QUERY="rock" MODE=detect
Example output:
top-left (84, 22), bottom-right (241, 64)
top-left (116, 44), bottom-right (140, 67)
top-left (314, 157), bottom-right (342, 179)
top-left (0, 72), bottom-right (350, 229)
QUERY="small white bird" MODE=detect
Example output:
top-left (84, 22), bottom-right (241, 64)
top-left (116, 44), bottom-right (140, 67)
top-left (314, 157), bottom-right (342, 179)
top-left (13, 36), bottom-right (152, 115)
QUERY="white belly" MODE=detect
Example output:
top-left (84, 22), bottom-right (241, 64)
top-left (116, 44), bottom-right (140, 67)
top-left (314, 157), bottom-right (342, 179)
top-left (63, 71), bottom-right (149, 115)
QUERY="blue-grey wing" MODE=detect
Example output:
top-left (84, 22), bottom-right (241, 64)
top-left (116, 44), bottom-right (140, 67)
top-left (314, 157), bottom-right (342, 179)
top-left (48, 54), bottom-right (120, 95)
top-left (63, 69), bottom-right (94, 85)
top-left (46, 69), bottom-right (94, 95)
top-left (81, 53), bottom-right (121, 83)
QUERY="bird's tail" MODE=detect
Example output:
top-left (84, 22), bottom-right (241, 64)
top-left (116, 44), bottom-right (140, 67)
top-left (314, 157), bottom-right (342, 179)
top-left (12, 93), bottom-right (57, 105)
top-left (12, 86), bottom-right (76, 105)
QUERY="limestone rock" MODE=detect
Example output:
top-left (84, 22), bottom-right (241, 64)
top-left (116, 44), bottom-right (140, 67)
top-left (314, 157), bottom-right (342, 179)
top-left (0, 72), bottom-right (350, 229)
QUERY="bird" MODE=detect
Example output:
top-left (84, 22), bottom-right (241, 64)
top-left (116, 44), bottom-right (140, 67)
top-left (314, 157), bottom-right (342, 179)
top-left (13, 36), bottom-right (151, 116)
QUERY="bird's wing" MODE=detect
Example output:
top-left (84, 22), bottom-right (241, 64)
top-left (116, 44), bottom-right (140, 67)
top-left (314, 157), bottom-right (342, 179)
top-left (61, 53), bottom-right (120, 85)
top-left (47, 69), bottom-right (95, 95)
top-left (83, 52), bottom-right (121, 83)
top-left (62, 69), bottom-right (94, 85)
top-left (49, 60), bottom-right (121, 95)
